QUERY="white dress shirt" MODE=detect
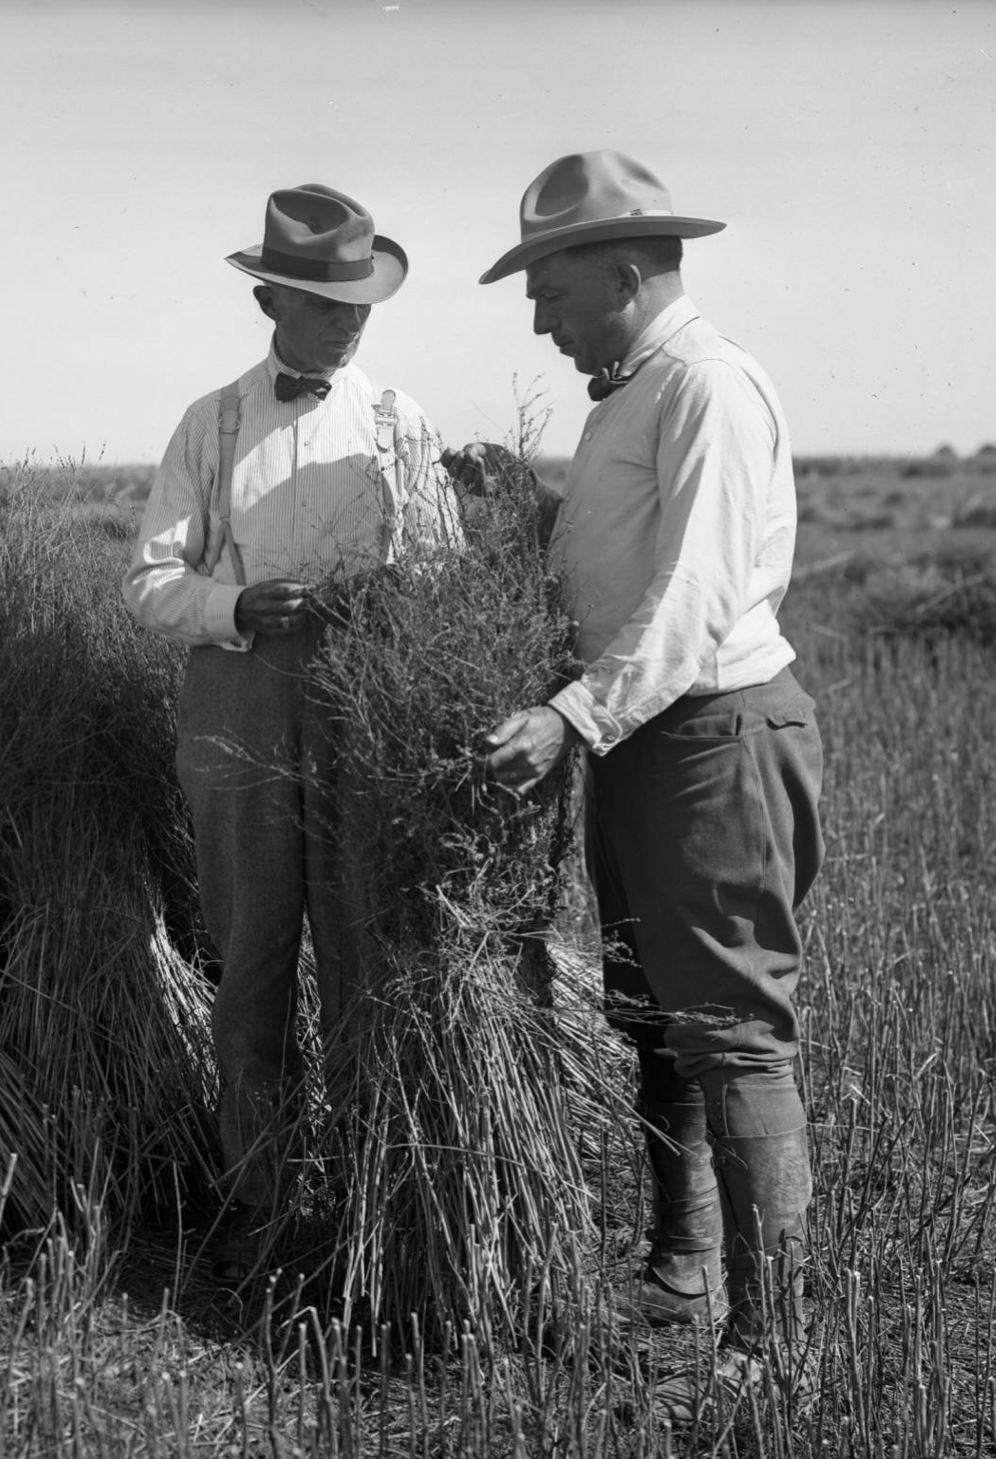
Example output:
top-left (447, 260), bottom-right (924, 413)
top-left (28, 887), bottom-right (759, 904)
top-left (549, 296), bottom-right (797, 753)
top-left (123, 342), bottom-right (461, 649)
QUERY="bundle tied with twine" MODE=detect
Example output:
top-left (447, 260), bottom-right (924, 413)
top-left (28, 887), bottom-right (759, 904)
top-left (297, 452), bottom-right (626, 1343)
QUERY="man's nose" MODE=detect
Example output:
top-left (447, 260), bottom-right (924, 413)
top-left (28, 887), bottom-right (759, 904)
top-left (533, 302), bottom-right (552, 336)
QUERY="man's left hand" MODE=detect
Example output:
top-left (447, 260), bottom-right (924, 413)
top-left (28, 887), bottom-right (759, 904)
top-left (484, 706), bottom-right (579, 795)
top-left (439, 442), bottom-right (517, 495)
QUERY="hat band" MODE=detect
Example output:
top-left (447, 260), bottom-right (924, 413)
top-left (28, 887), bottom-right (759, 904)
top-left (260, 246), bottom-right (374, 282)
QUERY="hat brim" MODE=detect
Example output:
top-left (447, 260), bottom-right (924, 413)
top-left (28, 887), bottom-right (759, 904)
top-left (479, 214), bottom-right (726, 284)
top-left (226, 234), bottom-right (408, 303)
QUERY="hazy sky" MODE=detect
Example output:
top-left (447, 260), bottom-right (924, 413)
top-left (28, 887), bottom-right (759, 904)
top-left (3, 0), bottom-right (994, 464)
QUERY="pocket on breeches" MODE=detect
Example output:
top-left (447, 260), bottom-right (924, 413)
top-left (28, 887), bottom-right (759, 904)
top-left (652, 714), bottom-right (767, 917)
top-left (759, 691), bottom-right (825, 907)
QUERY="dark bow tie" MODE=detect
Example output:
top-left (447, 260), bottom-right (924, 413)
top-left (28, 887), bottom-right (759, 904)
top-left (587, 365), bottom-right (631, 402)
top-left (274, 371), bottom-right (331, 403)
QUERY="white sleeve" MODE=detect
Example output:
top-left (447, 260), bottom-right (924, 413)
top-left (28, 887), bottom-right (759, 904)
top-left (121, 402), bottom-right (251, 650)
top-left (551, 359), bottom-right (775, 750)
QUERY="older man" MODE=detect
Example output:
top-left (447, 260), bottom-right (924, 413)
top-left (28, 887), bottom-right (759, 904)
top-left (444, 151), bottom-right (824, 1380)
top-left (124, 183), bottom-right (460, 1280)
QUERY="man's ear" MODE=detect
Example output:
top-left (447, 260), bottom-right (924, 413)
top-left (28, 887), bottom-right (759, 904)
top-left (253, 285), bottom-right (277, 321)
top-left (615, 262), bottom-right (642, 305)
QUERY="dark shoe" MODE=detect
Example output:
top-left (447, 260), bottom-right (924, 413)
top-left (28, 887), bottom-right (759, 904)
top-left (619, 1251), bottom-right (728, 1327)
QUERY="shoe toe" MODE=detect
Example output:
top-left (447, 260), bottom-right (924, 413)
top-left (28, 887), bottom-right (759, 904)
top-left (618, 1268), bottom-right (728, 1328)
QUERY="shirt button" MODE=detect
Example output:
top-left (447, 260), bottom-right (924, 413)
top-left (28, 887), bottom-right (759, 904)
top-left (583, 431), bottom-right (593, 442)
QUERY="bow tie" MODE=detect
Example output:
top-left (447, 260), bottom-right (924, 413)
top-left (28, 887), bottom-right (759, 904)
top-left (587, 365), bottom-right (631, 402)
top-left (274, 371), bottom-right (331, 403)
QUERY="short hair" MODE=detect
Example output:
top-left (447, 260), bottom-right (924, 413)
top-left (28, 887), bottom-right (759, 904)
top-left (564, 235), bottom-right (683, 274)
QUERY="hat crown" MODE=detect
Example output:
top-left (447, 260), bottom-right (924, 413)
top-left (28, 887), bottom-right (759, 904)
top-left (263, 184), bottom-right (375, 265)
top-left (478, 149), bottom-right (724, 285)
top-left (225, 183), bottom-right (408, 303)
top-left (521, 151), bottom-right (675, 240)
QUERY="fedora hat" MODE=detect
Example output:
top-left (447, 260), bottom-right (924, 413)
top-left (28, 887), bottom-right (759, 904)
top-left (480, 150), bottom-right (725, 284)
top-left (226, 184), bottom-right (408, 304)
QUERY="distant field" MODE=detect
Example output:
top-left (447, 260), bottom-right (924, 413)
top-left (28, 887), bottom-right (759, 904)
top-left (12, 448), bottom-right (996, 617)
top-left (537, 450), bottom-right (996, 573)
top-left (20, 447), bottom-right (996, 522)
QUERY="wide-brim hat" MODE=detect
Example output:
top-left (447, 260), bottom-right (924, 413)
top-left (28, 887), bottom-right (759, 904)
top-left (226, 183), bottom-right (407, 304)
top-left (480, 150), bottom-right (725, 284)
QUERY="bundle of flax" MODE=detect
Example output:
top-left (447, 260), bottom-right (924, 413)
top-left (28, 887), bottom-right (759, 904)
top-left (0, 468), bottom-right (216, 1239)
top-left (302, 458), bottom-right (618, 1342)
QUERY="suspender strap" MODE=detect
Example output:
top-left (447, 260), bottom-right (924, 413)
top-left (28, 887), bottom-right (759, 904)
top-left (373, 387), bottom-right (403, 565)
top-left (204, 381), bottom-right (401, 581)
top-left (203, 379), bottom-right (246, 584)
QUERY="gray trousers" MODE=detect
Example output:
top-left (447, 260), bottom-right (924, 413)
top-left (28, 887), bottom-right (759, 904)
top-left (176, 631), bottom-right (362, 1209)
top-left (589, 670), bottom-right (824, 1299)
top-left (589, 667), bottom-right (824, 1130)
top-left (589, 667), bottom-right (824, 1073)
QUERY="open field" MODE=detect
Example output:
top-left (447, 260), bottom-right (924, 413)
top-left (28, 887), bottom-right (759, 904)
top-left (2, 453), bottom-right (996, 1456)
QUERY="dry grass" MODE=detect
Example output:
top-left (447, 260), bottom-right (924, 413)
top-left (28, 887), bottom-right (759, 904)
top-left (1, 457), bottom-right (996, 1454)
top-left (0, 461), bottom-right (216, 1241)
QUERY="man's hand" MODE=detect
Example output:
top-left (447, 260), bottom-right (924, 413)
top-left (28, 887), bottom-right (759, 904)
top-left (440, 442), bottom-right (519, 496)
top-left (234, 579), bottom-right (314, 635)
top-left (442, 443), bottom-right (560, 548)
top-left (485, 706), bottom-right (579, 795)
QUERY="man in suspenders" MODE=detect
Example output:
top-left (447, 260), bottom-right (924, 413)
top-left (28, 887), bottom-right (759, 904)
top-left (123, 183), bottom-right (461, 1281)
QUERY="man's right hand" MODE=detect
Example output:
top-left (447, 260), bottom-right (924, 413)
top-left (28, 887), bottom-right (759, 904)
top-left (234, 579), bottom-right (314, 635)
top-left (439, 442), bottom-right (518, 496)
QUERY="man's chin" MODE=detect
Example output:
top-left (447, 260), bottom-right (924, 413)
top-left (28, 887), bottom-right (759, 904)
top-left (317, 344), bottom-right (359, 371)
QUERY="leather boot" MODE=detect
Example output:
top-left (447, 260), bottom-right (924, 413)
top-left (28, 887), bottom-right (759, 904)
top-left (645, 1070), bottom-right (814, 1425)
top-left (627, 1066), bottom-right (727, 1326)
top-left (713, 1124), bottom-right (811, 1347)
top-left (705, 1068), bottom-right (812, 1350)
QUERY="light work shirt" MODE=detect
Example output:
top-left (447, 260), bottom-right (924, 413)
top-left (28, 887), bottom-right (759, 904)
top-left (548, 296), bottom-right (797, 754)
top-left (123, 342), bottom-right (462, 650)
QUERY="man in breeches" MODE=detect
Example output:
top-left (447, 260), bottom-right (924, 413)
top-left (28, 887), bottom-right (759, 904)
top-left (443, 150), bottom-right (824, 1403)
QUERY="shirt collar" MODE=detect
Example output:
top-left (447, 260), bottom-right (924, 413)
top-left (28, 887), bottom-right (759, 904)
top-left (619, 295), bottom-right (701, 375)
top-left (267, 337), bottom-right (341, 383)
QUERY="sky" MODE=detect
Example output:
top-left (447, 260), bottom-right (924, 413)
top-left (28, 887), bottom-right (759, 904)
top-left (2, 0), bottom-right (994, 465)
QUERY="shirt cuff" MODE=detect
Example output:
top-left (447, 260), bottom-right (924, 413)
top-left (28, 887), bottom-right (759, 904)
top-left (205, 582), bottom-right (254, 651)
top-left (549, 681), bottom-right (624, 754)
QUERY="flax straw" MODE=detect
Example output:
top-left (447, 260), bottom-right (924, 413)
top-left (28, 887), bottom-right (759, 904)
top-left (298, 453), bottom-right (626, 1342)
top-left (0, 465), bottom-right (216, 1237)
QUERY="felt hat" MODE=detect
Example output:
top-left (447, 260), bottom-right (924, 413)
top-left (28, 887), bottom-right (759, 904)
top-left (480, 150), bottom-right (725, 284)
top-left (226, 184), bottom-right (407, 303)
